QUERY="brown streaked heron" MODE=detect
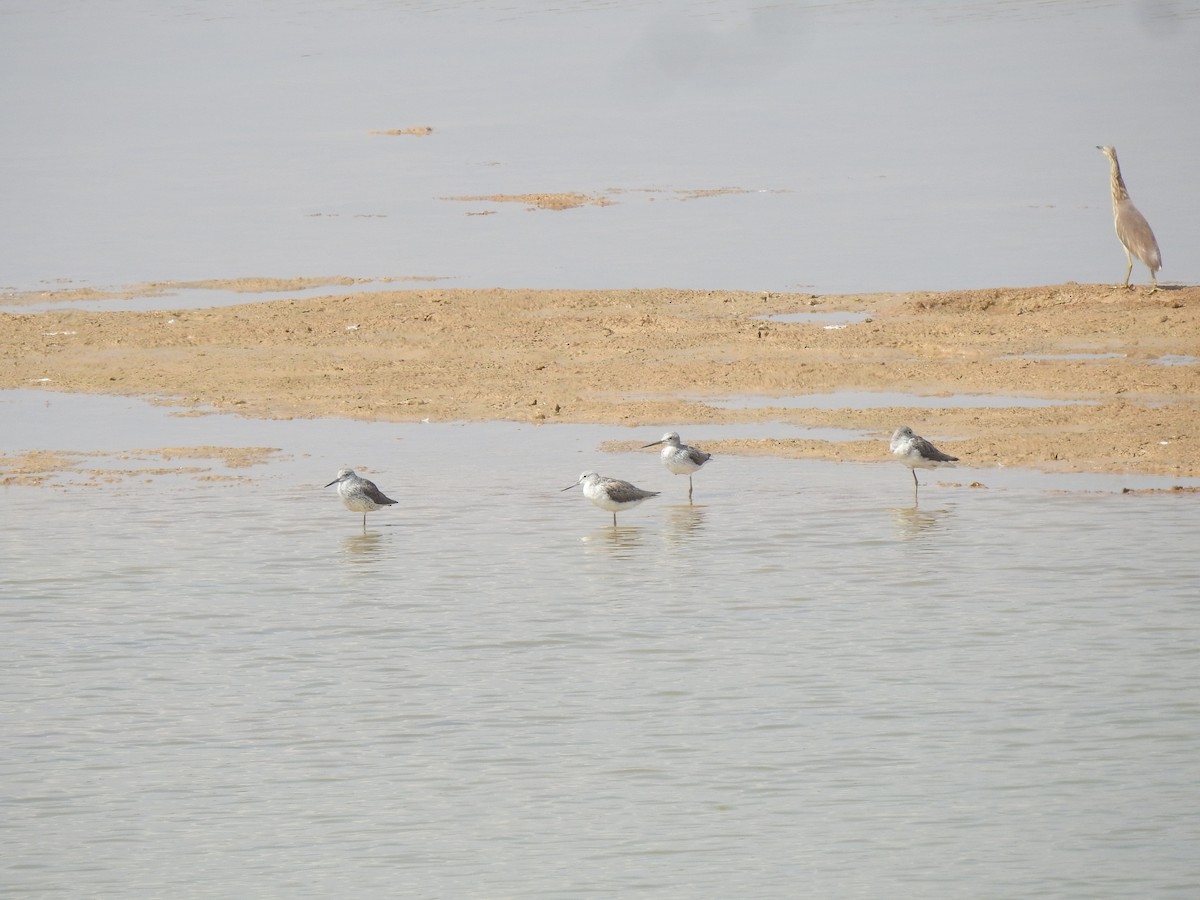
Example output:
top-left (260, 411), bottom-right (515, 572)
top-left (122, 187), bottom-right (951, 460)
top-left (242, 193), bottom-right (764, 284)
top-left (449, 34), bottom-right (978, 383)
top-left (562, 471), bottom-right (659, 526)
top-left (1096, 145), bottom-right (1161, 292)
top-left (326, 468), bottom-right (398, 531)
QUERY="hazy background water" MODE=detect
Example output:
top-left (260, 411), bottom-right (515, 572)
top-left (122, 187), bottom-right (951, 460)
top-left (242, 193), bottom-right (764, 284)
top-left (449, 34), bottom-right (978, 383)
top-left (2, 0), bottom-right (1199, 297)
top-left (3, 390), bottom-right (1200, 898)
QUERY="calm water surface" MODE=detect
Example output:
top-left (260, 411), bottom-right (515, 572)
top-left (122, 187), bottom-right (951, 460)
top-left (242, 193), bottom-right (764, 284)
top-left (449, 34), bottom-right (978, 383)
top-left (3, 391), bottom-right (1199, 897)
top-left (3, 3), bottom-right (1200, 893)
top-left (699, 390), bottom-right (1096, 410)
top-left (2, 0), bottom-right (1199, 297)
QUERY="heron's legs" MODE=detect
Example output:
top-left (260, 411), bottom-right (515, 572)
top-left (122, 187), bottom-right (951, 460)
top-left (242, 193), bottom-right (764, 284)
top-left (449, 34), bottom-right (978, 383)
top-left (1149, 270), bottom-right (1159, 294)
top-left (688, 475), bottom-right (694, 503)
top-left (1122, 249), bottom-right (1133, 289)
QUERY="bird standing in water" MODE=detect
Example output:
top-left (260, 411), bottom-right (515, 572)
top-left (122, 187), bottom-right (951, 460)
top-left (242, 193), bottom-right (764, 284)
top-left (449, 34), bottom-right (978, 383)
top-left (889, 427), bottom-right (958, 499)
top-left (642, 432), bottom-right (711, 502)
top-left (1097, 145), bottom-right (1161, 291)
top-left (325, 468), bottom-right (398, 531)
top-left (562, 471), bottom-right (659, 526)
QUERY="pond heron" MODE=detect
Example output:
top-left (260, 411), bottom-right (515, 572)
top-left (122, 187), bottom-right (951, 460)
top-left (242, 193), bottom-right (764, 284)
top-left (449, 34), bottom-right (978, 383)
top-left (1097, 145), bottom-right (1161, 291)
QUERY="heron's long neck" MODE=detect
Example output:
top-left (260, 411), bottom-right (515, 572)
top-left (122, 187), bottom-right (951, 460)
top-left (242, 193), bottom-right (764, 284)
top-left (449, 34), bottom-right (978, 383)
top-left (1108, 156), bottom-right (1129, 205)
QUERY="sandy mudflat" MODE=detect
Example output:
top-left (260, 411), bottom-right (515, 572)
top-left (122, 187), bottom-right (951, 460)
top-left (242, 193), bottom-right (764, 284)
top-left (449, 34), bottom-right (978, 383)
top-left (2, 282), bottom-right (1197, 477)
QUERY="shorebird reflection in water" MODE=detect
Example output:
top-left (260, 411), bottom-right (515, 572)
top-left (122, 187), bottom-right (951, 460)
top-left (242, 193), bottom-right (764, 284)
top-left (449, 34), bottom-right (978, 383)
top-left (562, 471), bottom-right (660, 526)
top-left (889, 426), bottom-right (958, 498)
top-left (642, 431), bottom-right (711, 502)
top-left (325, 468), bottom-right (398, 531)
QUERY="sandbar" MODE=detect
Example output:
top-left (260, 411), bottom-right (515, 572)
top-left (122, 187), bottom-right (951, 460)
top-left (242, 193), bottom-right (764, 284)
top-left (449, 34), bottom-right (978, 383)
top-left (2, 282), bottom-right (1197, 478)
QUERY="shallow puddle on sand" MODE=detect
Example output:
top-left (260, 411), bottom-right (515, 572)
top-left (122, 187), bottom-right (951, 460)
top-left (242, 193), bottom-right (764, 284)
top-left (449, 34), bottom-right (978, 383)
top-left (0, 279), bottom-right (433, 315)
top-left (1001, 352), bottom-right (1199, 367)
top-left (758, 311), bottom-right (872, 327)
top-left (698, 390), bottom-right (1095, 411)
top-left (1003, 352), bottom-right (1127, 362)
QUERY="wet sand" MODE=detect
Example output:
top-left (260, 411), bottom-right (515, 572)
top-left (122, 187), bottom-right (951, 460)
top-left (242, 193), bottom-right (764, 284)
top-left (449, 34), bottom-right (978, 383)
top-left (2, 282), bottom-right (1197, 478)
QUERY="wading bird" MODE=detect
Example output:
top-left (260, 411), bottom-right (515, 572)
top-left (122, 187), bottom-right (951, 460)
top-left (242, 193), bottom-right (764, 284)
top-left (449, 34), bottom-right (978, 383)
top-left (889, 427), bottom-right (958, 498)
top-left (325, 468), bottom-right (398, 531)
top-left (1097, 145), bottom-right (1161, 291)
top-left (642, 431), bottom-right (711, 502)
top-left (562, 471), bottom-right (659, 526)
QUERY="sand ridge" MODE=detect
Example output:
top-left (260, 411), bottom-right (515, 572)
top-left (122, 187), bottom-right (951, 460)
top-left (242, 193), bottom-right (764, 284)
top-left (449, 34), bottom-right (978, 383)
top-left (1, 283), bottom-right (1197, 477)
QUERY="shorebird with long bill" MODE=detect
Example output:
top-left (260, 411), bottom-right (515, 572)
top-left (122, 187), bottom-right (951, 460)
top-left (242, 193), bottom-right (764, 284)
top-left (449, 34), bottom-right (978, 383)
top-left (562, 471), bottom-right (659, 526)
top-left (642, 431), bottom-right (711, 502)
top-left (889, 427), bottom-right (958, 498)
top-left (325, 468), bottom-right (398, 531)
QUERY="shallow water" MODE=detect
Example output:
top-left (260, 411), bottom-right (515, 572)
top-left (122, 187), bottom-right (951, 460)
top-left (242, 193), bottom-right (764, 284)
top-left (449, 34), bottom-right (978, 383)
top-left (1005, 353), bottom-right (1200, 367)
top-left (760, 310), bottom-right (873, 327)
top-left (4, 2), bottom-right (1200, 894)
top-left (3, 390), bottom-right (1200, 898)
top-left (3, 0), bottom-right (1198, 298)
top-left (1153, 355), bottom-right (1199, 367)
top-left (700, 389), bottom-right (1095, 410)
top-left (0, 280), bottom-right (432, 316)
top-left (1005, 351), bottom-right (1128, 361)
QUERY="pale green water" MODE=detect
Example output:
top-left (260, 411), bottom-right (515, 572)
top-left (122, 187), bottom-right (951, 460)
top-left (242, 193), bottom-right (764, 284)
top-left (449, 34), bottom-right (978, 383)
top-left (3, 391), bottom-right (1199, 898)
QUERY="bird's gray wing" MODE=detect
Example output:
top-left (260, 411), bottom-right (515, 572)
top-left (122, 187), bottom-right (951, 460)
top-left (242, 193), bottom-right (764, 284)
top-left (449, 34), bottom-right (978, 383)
top-left (605, 479), bottom-right (660, 502)
top-left (913, 436), bottom-right (957, 462)
top-left (361, 480), bottom-right (399, 505)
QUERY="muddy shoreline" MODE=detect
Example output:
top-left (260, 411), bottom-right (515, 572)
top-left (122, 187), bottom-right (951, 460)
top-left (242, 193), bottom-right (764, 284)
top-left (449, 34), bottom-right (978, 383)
top-left (2, 282), bottom-right (1197, 477)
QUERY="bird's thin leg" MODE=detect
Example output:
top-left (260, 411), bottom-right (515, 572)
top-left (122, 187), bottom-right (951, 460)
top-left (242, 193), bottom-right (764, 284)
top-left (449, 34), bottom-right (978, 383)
top-left (1149, 270), bottom-right (1158, 294)
top-left (362, 514), bottom-right (367, 532)
top-left (1123, 250), bottom-right (1133, 289)
top-left (688, 476), bottom-right (694, 504)
top-left (911, 468), bottom-right (919, 488)
top-left (612, 512), bottom-right (617, 527)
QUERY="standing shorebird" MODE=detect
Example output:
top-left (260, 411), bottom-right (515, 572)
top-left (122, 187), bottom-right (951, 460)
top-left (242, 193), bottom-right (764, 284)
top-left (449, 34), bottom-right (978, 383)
top-left (562, 471), bottom-right (659, 526)
top-left (1096, 145), bottom-right (1161, 291)
top-left (889, 427), bottom-right (958, 498)
top-left (642, 431), bottom-right (711, 502)
top-left (325, 468), bottom-right (398, 531)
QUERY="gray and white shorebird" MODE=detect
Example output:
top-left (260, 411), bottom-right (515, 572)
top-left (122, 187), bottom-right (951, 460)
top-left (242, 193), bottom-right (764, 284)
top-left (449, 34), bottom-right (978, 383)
top-left (889, 426), bottom-right (958, 495)
top-left (325, 468), bottom-right (398, 531)
top-left (562, 471), bottom-right (660, 526)
top-left (641, 431), bottom-right (711, 502)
